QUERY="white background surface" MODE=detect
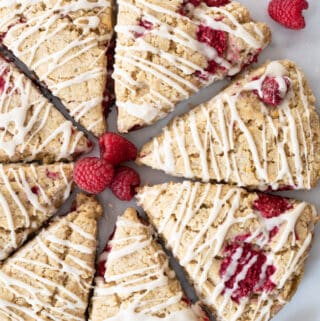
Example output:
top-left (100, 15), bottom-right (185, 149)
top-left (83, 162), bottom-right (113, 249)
top-left (71, 2), bottom-right (320, 320)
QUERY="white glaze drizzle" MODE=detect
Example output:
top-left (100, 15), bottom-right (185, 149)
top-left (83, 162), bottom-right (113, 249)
top-left (0, 213), bottom-right (96, 321)
top-left (0, 0), bottom-right (112, 134)
top-left (115, 0), bottom-right (268, 125)
top-left (147, 61), bottom-right (314, 189)
top-left (137, 181), bottom-right (317, 321)
top-left (91, 214), bottom-right (200, 321)
top-left (0, 57), bottom-right (86, 160)
top-left (0, 164), bottom-right (73, 261)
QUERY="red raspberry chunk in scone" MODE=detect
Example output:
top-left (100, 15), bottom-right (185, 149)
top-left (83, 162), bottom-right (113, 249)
top-left (254, 76), bottom-right (291, 106)
top-left (135, 18), bottom-right (153, 38)
top-left (0, 76), bottom-right (6, 93)
top-left (220, 242), bottom-right (276, 303)
top-left (253, 193), bottom-right (293, 219)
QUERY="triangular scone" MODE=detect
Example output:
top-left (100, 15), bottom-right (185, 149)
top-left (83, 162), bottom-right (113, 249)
top-left (0, 1), bottom-right (114, 136)
top-left (0, 193), bottom-right (102, 321)
top-left (114, 0), bottom-right (271, 132)
top-left (0, 55), bottom-right (91, 163)
top-left (137, 60), bottom-right (320, 190)
top-left (137, 181), bottom-right (319, 321)
top-left (0, 162), bottom-right (74, 261)
top-left (90, 208), bottom-right (207, 321)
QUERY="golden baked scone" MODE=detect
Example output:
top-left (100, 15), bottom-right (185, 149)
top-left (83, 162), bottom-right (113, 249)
top-left (0, 0), bottom-right (114, 136)
top-left (90, 208), bottom-right (208, 321)
top-left (0, 162), bottom-right (74, 261)
top-left (114, 0), bottom-right (271, 132)
top-left (0, 193), bottom-right (102, 321)
top-left (138, 60), bottom-right (320, 190)
top-left (0, 55), bottom-right (91, 163)
top-left (137, 181), bottom-right (319, 321)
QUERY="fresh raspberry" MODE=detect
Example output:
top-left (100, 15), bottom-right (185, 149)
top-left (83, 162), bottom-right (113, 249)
top-left (197, 25), bottom-right (228, 56)
top-left (220, 242), bottom-right (276, 303)
top-left (268, 0), bottom-right (308, 30)
top-left (74, 157), bottom-right (114, 194)
top-left (255, 76), bottom-right (291, 106)
top-left (253, 193), bottom-right (293, 219)
top-left (99, 132), bottom-right (137, 165)
top-left (110, 166), bottom-right (140, 201)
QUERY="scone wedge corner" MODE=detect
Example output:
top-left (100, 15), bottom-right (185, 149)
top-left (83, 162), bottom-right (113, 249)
top-left (89, 207), bottom-right (208, 321)
top-left (0, 54), bottom-right (92, 163)
top-left (136, 181), bottom-right (319, 321)
top-left (0, 0), bottom-right (115, 136)
top-left (114, 0), bottom-right (271, 132)
top-left (0, 162), bottom-right (74, 262)
top-left (0, 192), bottom-right (102, 321)
top-left (137, 60), bottom-right (320, 190)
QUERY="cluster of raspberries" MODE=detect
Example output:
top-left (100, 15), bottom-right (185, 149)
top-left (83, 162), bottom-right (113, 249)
top-left (74, 133), bottom-right (140, 201)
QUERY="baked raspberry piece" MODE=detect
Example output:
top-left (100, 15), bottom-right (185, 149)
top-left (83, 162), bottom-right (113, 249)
top-left (0, 75), bottom-right (6, 93)
top-left (74, 157), bottom-right (114, 194)
top-left (205, 0), bottom-right (230, 6)
top-left (110, 166), bottom-right (140, 201)
top-left (220, 242), bottom-right (276, 303)
top-left (31, 186), bottom-right (40, 195)
top-left (99, 132), bottom-right (137, 165)
top-left (46, 170), bottom-right (60, 180)
top-left (135, 18), bottom-right (153, 38)
top-left (253, 193), bottom-right (293, 219)
top-left (197, 26), bottom-right (228, 57)
top-left (137, 181), bottom-right (319, 321)
top-left (139, 19), bottom-right (153, 30)
top-left (268, 0), bottom-right (308, 30)
top-left (255, 76), bottom-right (291, 106)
